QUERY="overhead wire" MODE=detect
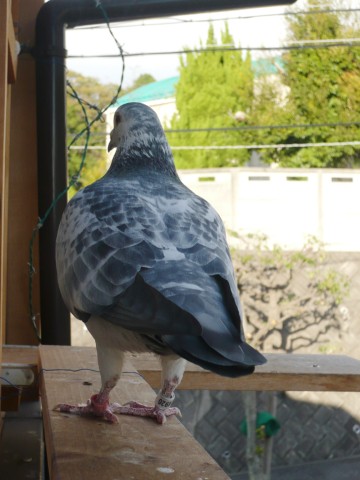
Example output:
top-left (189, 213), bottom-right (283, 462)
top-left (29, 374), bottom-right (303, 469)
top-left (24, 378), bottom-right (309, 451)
top-left (170, 141), bottom-right (360, 150)
top-left (70, 7), bottom-right (360, 30)
top-left (166, 121), bottom-right (360, 133)
top-left (67, 39), bottom-right (360, 59)
top-left (69, 119), bottom-right (360, 151)
top-left (84, 120), bottom-right (360, 136)
top-left (64, 4), bottom-right (360, 158)
top-left (69, 141), bottom-right (360, 152)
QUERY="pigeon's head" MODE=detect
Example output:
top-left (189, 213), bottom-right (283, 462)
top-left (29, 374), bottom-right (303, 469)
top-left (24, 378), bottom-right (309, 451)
top-left (107, 102), bottom-right (177, 176)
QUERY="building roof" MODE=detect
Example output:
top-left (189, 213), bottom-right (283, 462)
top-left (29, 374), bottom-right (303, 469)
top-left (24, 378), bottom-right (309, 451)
top-left (252, 57), bottom-right (284, 75)
top-left (116, 76), bottom-right (179, 106)
top-left (115, 57), bottom-right (283, 106)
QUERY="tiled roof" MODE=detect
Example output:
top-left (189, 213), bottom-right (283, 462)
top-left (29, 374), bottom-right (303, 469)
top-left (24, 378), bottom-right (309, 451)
top-left (115, 76), bottom-right (179, 105)
top-left (115, 57), bottom-right (283, 105)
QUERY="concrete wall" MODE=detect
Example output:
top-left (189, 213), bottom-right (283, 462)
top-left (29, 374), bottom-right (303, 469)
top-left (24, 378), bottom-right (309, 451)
top-left (178, 168), bottom-right (360, 252)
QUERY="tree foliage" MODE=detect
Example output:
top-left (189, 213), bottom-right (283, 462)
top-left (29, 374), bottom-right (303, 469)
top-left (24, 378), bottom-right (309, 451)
top-left (232, 234), bottom-right (349, 353)
top-left (255, 0), bottom-right (360, 167)
top-left (67, 70), bottom-right (117, 196)
top-left (171, 2), bottom-right (360, 169)
top-left (171, 23), bottom-right (254, 168)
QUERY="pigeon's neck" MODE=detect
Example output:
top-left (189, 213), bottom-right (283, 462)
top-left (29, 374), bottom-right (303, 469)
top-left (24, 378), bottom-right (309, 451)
top-left (108, 133), bottom-right (179, 178)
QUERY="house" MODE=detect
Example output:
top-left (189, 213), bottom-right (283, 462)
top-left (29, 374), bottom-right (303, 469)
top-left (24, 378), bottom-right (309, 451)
top-left (107, 56), bottom-right (288, 130)
top-left (113, 75), bottom-right (179, 125)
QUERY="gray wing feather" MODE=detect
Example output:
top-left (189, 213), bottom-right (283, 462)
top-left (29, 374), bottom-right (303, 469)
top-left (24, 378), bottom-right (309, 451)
top-left (56, 172), bottom-right (265, 373)
top-left (57, 174), bottom-right (236, 321)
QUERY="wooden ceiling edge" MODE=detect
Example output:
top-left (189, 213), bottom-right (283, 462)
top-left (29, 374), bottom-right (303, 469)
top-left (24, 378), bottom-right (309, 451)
top-left (7, 0), bottom-right (18, 84)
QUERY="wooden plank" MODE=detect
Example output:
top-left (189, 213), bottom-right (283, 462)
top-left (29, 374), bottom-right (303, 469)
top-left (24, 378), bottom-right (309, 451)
top-left (0, 0), bottom-right (10, 418)
top-left (2, 344), bottom-right (39, 365)
top-left (11, 0), bottom-right (20, 35)
top-left (6, 0), bottom-right (43, 345)
top-left (7, 2), bottom-right (17, 84)
top-left (39, 345), bottom-right (229, 480)
top-left (130, 352), bottom-right (360, 392)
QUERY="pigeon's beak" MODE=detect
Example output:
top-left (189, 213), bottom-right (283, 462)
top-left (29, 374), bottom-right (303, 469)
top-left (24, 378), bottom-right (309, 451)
top-left (107, 130), bottom-right (115, 152)
top-left (107, 139), bottom-right (115, 152)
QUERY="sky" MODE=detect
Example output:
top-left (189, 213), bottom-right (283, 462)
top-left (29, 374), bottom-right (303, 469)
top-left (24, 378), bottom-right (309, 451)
top-left (65, 2), bottom-right (299, 87)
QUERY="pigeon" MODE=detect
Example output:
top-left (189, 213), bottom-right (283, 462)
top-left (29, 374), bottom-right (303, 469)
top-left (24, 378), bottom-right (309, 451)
top-left (55, 102), bottom-right (266, 424)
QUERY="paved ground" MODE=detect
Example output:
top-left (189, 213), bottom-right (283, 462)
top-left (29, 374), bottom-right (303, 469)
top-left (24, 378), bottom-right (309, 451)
top-left (174, 388), bottom-right (360, 475)
top-left (232, 456), bottom-right (360, 480)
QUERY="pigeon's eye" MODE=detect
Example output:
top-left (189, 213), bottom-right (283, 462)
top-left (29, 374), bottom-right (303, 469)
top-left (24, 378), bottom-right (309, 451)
top-left (114, 112), bottom-right (121, 126)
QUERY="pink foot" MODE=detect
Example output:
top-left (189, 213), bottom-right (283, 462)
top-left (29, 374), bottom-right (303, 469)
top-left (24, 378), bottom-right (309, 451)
top-left (54, 394), bottom-right (121, 424)
top-left (114, 401), bottom-right (182, 425)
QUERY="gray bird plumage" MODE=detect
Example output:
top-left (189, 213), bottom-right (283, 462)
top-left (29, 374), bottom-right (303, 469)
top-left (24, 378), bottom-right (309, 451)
top-left (56, 102), bottom-right (266, 378)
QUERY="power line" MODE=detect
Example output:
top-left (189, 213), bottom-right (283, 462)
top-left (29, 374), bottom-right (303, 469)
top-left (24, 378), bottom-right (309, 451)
top-left (288, 37), bottom-right (360, 45)
top-left (170, 7), bottom-right (360, 23)
top-left (71, 8), bottom-right (360, 31)
top-left (69, 140), bottom-right (360, 151)
top-left (170, 141), bottom-right (360, 150)
top-left (165, 121), bottom-right (360, 134)
top-left (69, 121), bottom-right (360, 137)
top-left (67, 39), bottom-right (360, 59)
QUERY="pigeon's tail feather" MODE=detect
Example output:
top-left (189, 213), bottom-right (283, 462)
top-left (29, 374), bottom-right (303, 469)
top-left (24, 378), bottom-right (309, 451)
top-left (163, 334), bottom-right (266, 378)
top-left (175, 348), bottom-right (255, 378)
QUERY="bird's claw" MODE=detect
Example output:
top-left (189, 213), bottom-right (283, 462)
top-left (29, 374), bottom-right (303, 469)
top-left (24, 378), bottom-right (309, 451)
top-left (54, 394), bottom-right (121, 424)
top-left (114, 401), bottom-right (181, 424)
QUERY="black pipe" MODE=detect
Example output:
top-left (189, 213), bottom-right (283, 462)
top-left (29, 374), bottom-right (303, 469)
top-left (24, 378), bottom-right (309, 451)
top-left (35, 0), bottom-right (295, 345)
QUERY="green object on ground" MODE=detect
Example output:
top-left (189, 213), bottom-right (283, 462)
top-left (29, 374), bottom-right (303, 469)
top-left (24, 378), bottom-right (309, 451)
top-left (240, 411), bottom-right (281, 438)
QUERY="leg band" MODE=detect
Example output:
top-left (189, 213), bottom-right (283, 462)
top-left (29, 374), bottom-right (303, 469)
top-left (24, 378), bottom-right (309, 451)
top-left (155, 392), bottom-right (175, 410)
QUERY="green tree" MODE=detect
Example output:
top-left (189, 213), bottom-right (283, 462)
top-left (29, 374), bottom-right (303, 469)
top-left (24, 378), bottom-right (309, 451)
top-left (171, 23), bottom-right (254, 168)
top-left (67, 70), bottom-right (117, 196)
top-left (233, 234), bottom-right (349, 353)
top-left (254, 0), bottom-right (360, 167)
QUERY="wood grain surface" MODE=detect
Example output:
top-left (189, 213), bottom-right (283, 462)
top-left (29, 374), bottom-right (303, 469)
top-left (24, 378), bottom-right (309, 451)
top-left (131, 352), bottom-right (360, 392)
top-left (39, 345), bottom-right (229, 480)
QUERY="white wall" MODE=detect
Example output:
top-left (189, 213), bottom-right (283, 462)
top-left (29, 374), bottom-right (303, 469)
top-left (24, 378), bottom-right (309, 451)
top-left (145, 98), bottom-right (176, 126)
top-left (178, 168), bottom-right (360, 252)
top-left (107, 97), bottom-right (176, 129)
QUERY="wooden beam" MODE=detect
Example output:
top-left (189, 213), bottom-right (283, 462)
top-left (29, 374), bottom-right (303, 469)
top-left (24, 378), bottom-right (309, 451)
top-left (7, 345), bottom-right (360, 393)
top-left (0, 0), bottom-right (11, 419)
top-left (2, 344), bottom-right (39, 365)
top-left (6, 0), bottom-right (44, 345)
top-left (130, 352), bottom-right (360, 392)
top-left (11, 0), bottom-right (20, 31)
top-left (7, 2), bottom-right (17, 85)
top-left (39, 346), bottom-right (229, 480)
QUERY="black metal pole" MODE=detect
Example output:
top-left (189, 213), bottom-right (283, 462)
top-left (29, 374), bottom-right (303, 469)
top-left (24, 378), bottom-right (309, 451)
top-left (35, 0), bottom-right (295, 345)
top-left (36, 5), bottom-right (69, 345)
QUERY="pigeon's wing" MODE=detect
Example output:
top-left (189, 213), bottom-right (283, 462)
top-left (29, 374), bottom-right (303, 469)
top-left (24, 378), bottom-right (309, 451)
top-left (122, 177), bottom-right (265, 371)
top-left (56, 176), bottom-right (201, 336)
top-left (56, 174), bottom-right (265, 374)
top-left (130, 182), bottom-right (266, 373)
